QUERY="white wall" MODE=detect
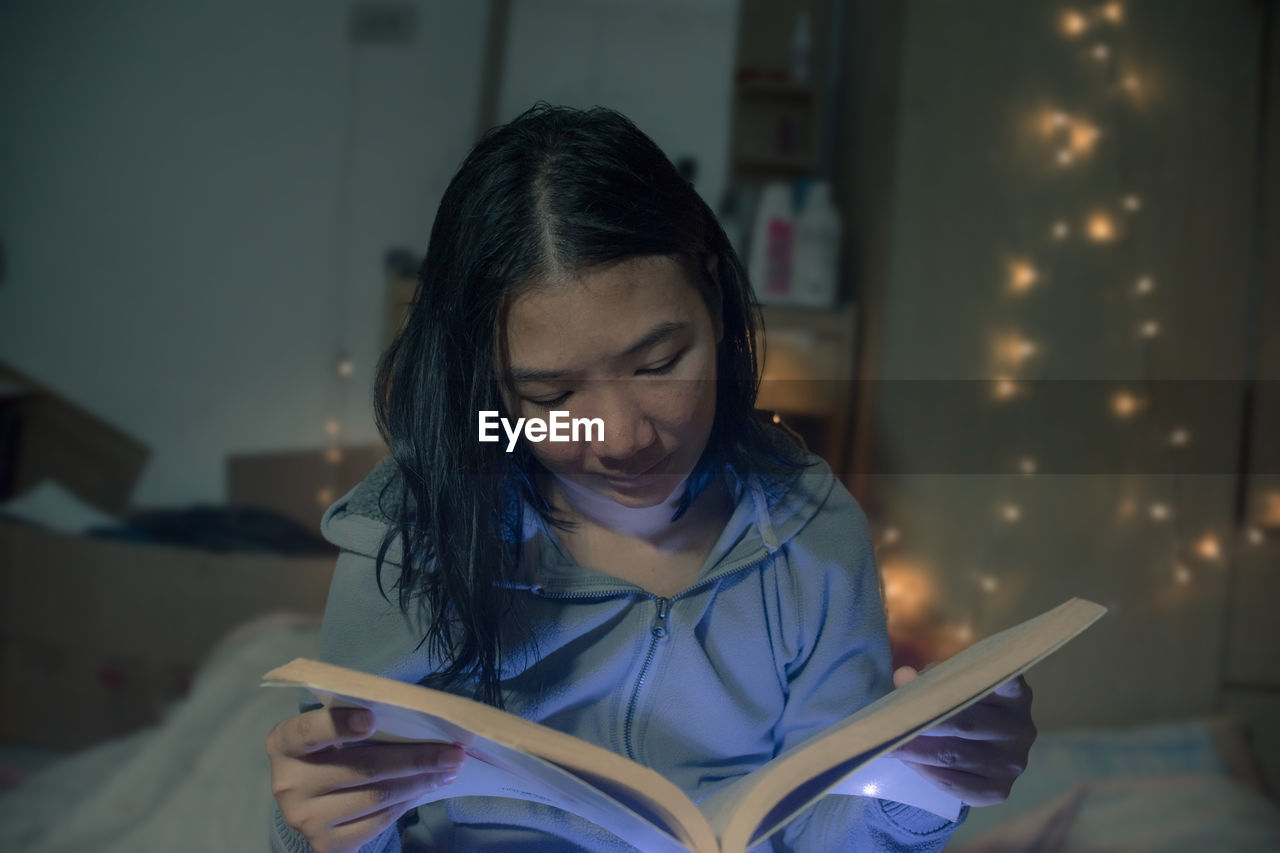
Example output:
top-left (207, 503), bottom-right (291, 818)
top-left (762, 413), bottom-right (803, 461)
top-left (0, 0), bottom-right (738, 509)
top-left (0, 0), bottom-right (489, 506)
top-left (498, 0), bottom-right (737, 210)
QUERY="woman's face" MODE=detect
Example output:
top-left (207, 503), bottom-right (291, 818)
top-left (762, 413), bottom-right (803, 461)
top-left (501, 255), bottom-right (720, 508)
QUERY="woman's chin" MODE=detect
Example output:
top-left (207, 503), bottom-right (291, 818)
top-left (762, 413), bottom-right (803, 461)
top-left (598, 472), bottom-right (686, 508)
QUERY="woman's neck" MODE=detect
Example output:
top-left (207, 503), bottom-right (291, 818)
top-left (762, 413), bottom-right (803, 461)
top-left (551, 473), bottom-right (691, 543)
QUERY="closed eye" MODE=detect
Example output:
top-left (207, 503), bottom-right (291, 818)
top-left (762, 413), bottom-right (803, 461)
top-left (526, 391), bottom-right (572, 409)
top-left (637, 350), bottom-right (685, 376)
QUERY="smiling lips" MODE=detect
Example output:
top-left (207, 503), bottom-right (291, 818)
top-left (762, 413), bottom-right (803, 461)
top-left (602, 454), bottom-right (669, 483)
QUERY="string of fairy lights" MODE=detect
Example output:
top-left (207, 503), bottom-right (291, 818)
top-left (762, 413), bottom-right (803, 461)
top-left (878, 1), bottom-right (1272, 651)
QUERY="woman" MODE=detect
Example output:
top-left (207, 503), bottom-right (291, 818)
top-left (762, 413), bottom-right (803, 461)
top-left (266, 104), bottom-right (1035, 853)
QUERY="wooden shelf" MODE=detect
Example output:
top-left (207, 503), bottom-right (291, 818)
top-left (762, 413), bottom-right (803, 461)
top-left (754, 304), bottom-right (857, 466)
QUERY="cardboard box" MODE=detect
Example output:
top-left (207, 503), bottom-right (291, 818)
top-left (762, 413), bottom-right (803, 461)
top-left (227, 445), bottom-right (389, 536)
top-left (0, 363), bottom-right (148, 515)
top-left (0, 519), bottom-right (335, 749)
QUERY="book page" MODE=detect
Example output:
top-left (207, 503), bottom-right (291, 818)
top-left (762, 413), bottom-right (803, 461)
top-left (262, 660), bottom-right (718, 853)
top-left (701, 597), bottom-right (1106, 853)
top-left (311, 692), bottom-right (694, 853)
top-left (827, 754), bottom-right (963, 820)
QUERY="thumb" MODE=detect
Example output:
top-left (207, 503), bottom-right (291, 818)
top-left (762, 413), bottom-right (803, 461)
top-left (893, 665), bottom-right (920, 688)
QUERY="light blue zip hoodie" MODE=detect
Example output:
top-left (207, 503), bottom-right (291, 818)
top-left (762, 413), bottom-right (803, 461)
top-left (270, 454), bottom-right (966, 852)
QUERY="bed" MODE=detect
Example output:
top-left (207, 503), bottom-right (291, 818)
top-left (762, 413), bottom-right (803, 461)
top-left (2, 489), bottom-right (1279, 852)
top-left (3, 612), bottom-right (1279, 852)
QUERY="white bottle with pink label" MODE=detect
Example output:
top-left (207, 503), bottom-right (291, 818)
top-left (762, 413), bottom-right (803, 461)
top-left (747, 182), bottom-right (796, 305)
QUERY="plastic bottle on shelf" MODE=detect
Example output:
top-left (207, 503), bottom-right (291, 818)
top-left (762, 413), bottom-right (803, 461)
top-left (791, 181), bottom-right (841, 309)
top-left (747, 182), bottom-right (795, 305)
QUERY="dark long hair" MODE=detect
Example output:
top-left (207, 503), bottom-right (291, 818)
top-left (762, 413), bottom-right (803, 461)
top-left (372, 104), bottom-right (805, 706)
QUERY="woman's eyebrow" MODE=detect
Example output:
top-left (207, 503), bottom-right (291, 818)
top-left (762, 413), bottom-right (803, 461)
top-left (509, 321), bottom-right (686, 384)
top-left (620, 321), bottom-right (685, 357)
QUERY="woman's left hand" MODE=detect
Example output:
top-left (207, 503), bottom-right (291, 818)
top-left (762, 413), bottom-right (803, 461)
top-left (887, 666), bottom-right (1037, 807)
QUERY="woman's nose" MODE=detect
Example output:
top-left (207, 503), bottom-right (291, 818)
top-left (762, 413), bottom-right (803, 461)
top-left (590, 381), bottom-right (656, 462)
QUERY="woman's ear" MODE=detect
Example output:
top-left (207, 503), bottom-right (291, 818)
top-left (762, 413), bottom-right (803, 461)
top-left (705, 254), bottom-right (724, 344)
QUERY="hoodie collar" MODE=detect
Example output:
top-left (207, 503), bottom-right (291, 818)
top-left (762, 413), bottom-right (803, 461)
top-left (319, 454), bottom-right (834, 595)
top-left (521, 456), bottom-right (832, 596)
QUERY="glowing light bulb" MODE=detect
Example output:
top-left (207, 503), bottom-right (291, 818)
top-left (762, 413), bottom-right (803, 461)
top-left (1121, 74), bottom-right (1143, 96)
top-left (980, 575), bottom-right (999, 593)
top-left (1040, 109), bottom-right (1070, 136)
top-left (1061, 9), bottom-right (1088, 37)
top-left (1000, 503), bottom-right (1022, 522)
top-left (955, 623), bottom-right (974, 642)
top-left (1057, 148), bottom-right (1075, 167)
top-left (1009, 259), bottom-right (1039, 294)
top-left (881, 560), bottom-right (937, 622)
top-left (995, 334), bottom-right (1038, 368)
top-left (882, 526), bottom-right (901, 546)
top-left (1069, 121), bottom-right (1100, 154)
top-left (1135, 275), bottom-right (1155, 295)
top-left (772, 413), bottom-right (781, 424)
top-left (1174, 564), bottom-right (1192, 585)
top-left (1168, 427), bottom-right (1190, 447)
top-left (1086, 212), bottom-right (1117, 243)
top-left (1111, 389), bottom-right (1142, 418)
top-left (1265, 492), bottom-right (1280, 526)
top-left (1052, 220), bottom-right (1070, 240)
top-left (1246, 527), bottom-right (1264, 546)
top-left (1195, 534), bottom-right (1222, 561)
top-left (324, 417), bottom-right (341, 437)
top-left (325, 447), bottom-right (344, 464)
top-left (1263, 492), bottom-right (1280, 526)
top-left (1138, 319), bottom-right (1160, 339)
top-left (1092, 43), bottom-right (1111, 61)
top-left (316, 487), bottom-right (335, 506)
top-left (1117, 497), bottom-right (1137, 520)
top-left (1019, 456), bottom-right (1038, 475)
top-left (335, 358), bottom-right (354, 378)
top-left (993, 378), bottom-right (1020, 401)
top-left (1149, 502), bottom-right (1171, 521)
top-left (1102, 2), bottom-right (1125, 24)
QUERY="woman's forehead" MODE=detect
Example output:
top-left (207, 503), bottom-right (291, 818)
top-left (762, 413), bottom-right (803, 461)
top-left (503, 257), bottom-right (706, 366)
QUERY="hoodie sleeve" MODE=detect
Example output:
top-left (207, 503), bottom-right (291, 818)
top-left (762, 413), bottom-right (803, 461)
top-left (269, 464), bottom-right (437, 853)
top-left (767, 472), bottom-right (966, 852)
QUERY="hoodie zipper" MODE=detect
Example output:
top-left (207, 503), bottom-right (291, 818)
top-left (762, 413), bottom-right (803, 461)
top-left (622, 596), bottom-right (668, 760)
top-left (519, 544), bottom-right (774, 761)
top-left (620, 549), bottom-right (771, 760)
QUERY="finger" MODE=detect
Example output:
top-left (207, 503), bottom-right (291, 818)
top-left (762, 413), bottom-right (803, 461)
top-left (323, 770), bottom-right (460, 826)
top-left (912, 700), bottom-right (1026, 740)
top-left (992, 674), bottom-right (1032, 702)
top-left (892, 666), bottom-right (919, 688)
top-left (322, 800), bottom-right (409, 852)
top-left (890, 735), bottom-right (999, 774)
top-left (899, 759), bottom-right (1011, 807)
top-left (308, 743), bottom-right (466, 793)
top-left (280, 708), bottom-right (376, 757)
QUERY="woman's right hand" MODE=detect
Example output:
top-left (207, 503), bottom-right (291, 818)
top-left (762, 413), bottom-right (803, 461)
top-left (266, 707), bottom-right (465, 853)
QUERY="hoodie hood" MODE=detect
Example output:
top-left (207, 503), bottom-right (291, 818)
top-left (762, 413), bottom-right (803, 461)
top-left (320, 453), bottom-right (836, 589)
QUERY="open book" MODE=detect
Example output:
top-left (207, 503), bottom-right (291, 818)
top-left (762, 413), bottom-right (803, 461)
top-left (262, 597), bottom-right (1105, 853)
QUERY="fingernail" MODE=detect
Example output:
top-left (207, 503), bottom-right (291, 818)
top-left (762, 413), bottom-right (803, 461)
top-left (350, 709), bottom-right (372, 732)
